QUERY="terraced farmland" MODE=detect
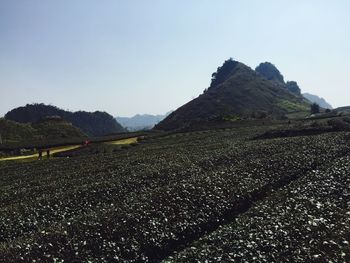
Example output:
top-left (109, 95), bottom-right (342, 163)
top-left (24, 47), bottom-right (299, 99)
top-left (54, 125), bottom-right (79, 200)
top-left (0, 125), bottom-right (349, 262)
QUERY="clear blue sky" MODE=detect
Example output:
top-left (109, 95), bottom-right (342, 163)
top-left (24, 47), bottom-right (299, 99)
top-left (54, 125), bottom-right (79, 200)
top-left (1, 0), bottom-right (349, 117)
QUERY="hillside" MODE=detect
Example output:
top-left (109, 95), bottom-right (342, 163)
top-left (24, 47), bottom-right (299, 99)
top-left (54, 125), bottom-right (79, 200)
top-left (303, 93), bottom-right (333, 109)
top-left (336, 106), bottom-right (350, 114)
top-left (0, 118), bottom-right (36, 144)
top-left (156, 59), bottom-right (309, 131)
top-left (31, 116), bottom-right (86, 139)
top-left (5, 104), bottom-right (125, 136)
top-left (256, 63), bottom-right (335, 108)
top-left (0, 117), bottom-right (86, 144)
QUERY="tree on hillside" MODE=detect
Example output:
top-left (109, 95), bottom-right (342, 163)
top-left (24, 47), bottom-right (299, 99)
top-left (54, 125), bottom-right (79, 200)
top-left (311, 103), bottom-right (320, 114)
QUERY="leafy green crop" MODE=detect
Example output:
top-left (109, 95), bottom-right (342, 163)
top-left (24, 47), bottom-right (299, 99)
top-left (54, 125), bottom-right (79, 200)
top-left (0, 124), bottom-right (349, 262)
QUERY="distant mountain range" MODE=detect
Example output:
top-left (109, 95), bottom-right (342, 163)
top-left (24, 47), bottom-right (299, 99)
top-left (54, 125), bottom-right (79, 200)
top-left (5, 103), bottom-right (125, 136)
top-left (302, 93), bottom-right (333, 109)
top-left (156, 59), bottom-right (310, 131)
top-left (116, 113), bottom-right (170, 131)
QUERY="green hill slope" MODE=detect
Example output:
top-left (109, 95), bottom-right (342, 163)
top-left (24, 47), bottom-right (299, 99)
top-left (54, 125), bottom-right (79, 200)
top-left (0, 118), bottom-right (37, 144)
top-left (156, 59), bottom-right (309, 130)
top-left (0, 117), bottom-right (86, 145)
top-left (31, 116), bottom-right (86, 139)
top-left (5, 104), bottom-right (125, 136)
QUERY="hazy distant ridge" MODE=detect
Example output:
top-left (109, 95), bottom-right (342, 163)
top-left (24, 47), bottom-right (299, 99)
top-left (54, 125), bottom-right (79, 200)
top-left (116, 113), bottom-right (170, 131)
top-left (302, 93), bottom-right (333, 109)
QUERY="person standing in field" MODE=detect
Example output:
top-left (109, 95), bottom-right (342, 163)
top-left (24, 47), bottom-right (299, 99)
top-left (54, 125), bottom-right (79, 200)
top-left (46, 149), bottom-right (51, 159)
top-left (38, 149), bottom-right (43, 160)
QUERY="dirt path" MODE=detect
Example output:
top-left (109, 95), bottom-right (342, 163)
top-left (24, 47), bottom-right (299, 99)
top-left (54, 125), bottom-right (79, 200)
top-left (106, 137), bottom-right (138, 145)
top-left (0, 136), bottom-right (139, 162)
top-left (0, 145), bottom-right (81, 161)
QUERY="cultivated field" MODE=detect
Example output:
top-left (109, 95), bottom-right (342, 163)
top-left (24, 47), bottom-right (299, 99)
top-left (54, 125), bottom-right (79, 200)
top-left (0, 124), bottom-right (349, 262)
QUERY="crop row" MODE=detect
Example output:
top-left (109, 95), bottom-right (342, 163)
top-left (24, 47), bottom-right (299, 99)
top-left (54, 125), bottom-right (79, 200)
top-left (168, 156), bottom-right (350, 262)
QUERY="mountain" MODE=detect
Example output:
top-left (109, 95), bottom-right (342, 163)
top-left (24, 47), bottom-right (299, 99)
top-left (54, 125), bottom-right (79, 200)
top-left (156, 59), bottom-right (309, 131)
top-left (302, 93), bottom-right (333, 109)
top-left (0, 117), bottom-right (85, 144)
top-left (256, 63), bottom-right (334, 108)
top-left (286, 81), bottom-right (301, 95)
top-left (255, 62), bottom-right (285, 84)
top-left (5, 104), bottom-right (125, 136)
top-left (116, 113), bottom-right (169, 131)
top-left (255, 62), bottom-right (301, 95)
